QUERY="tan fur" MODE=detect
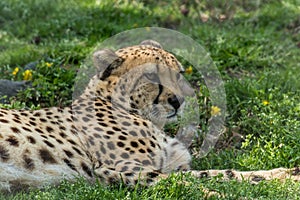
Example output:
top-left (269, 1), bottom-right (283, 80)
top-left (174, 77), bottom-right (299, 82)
top-left (0, 40), bottom-right (299, 192)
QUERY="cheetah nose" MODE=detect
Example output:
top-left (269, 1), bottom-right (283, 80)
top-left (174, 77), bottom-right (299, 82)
top-left (168, 96), bottom-right (183, 110)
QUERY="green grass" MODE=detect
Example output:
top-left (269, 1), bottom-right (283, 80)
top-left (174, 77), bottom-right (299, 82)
top-left (2, 175), bottom-right (300, 200)
top-left (1, 0), bottom-right (300, 199)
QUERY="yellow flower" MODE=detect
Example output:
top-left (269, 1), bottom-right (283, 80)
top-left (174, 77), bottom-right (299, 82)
top-left (45, 62), bottom-right (53, 67)
top-left (185, 66), bottom-right (193, 74)
top-left (262, 100), bottom-right (269, 106)
top-left (23, 70), bottom-right (32, 81)
top-left (211, 105), bottom-right (221, 116)
top-left (12, 67), bottom-right (19, 76)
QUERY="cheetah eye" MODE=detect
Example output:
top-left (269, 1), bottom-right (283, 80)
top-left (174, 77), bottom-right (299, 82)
top-left (144, 73), bottom-right (159, 82)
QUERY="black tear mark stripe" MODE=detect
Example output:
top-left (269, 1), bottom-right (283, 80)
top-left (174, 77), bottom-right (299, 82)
top-left (153, 84), bottom-right (163, 105)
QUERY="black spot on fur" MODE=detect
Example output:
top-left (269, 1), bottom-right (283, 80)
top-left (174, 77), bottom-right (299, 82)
top-left (0, 145), bottom-right (9, 161)
top-left (68, 139), bottom-right (76, 145)
top-left (199, 172), bottom-right (208, 178)
top-left (108, 120), bottom-right (117, 125)
top-left (150, 141), bottom-right (156, 148)
top-left (138, 149), bottom-right (146, 154)
top-left (121, 166), bottom-right (128, 172)
top-left (46, 126), bottom-right (54, 133)
top-left (40, 118), bottom-right (47, 122)
top-left (63, 150), bottom-right (73, 158)
top-left (129, 131), bottom-right (137, 136)
top-left (59, 132), bottom-right (67, 138)
top-left (42, 140), bottom-right (54, 148)
top-left (107, 177), bottom-right (118, 184)
top-left (142, 160), bottom-right (151, 166)
top-left (147, 172), bottom-right (159, 178)
top-left (103, 170), bottom-right (110, 175)
top-left (292, 167), bottom-right (300, 176)
top-left (35, 128), bottom-right (44, 134)
top-left (24, 155), bottom-right (35, 170)
top-left (72, 146), bottom-right (83, 156)
top-left (64, 158), bottom-right (77, 171)
top-left (118, 135), bottom-right (127, 140)
top-left (251, 176), bottom-right (265, 182)
top-left (27, 136), bottom-right (36, 144)
top-left (29, 121), bottom-right (36, 126)
top-left (94, 127), bottom-right (103, 132)
top-left (0, 119), bottom-right (9, 123)
top-left (6, 136), bottom-right (19, 146)
top-left (12, 119), bottom-right (21, 124)
top-left (39, 149), bottom-right (57, 164)
top-left (93, 133), bottom-right (101, 138)
top-left (109, 153), bottom-right (116, 159)
top-left (117, 141), bottom-right (125, 148)
top-left (171, 141), bottom-right (179, 147)
top-left (112, 127), bottom-right (121, 132)
top-left (132, 166), bottom-right (143, 171)
top-left (81, 162), bottom-right (93, 177)
top-left (33, 112), bottom-right (41, 117)
top-left (225, 170), bottom-right (235, 179)
top-left (138, 139), bottom-right (146, 145)
top-left (98, 122), bottom-right (108, 127)
top-left (107, 141), bottom-right (115, 150)
top-left (122, 122), bottom-right (131, 126)
top-left (140, 130), bottom-right (146, 137)
top-left (130, 141), bottom-right (139, 148)
top-left (147, 148), bottom-right (153, 153)
top-left (106, 131), bottom-right (115, 135)
top-left (82, 117), bottom-right (90, 122)
top-left (22, 126), bottom-right (31, 132)
top-left (146, 178), bottom-right (154, 184)
top-left (56, 138), bottom-right (64, 144)
top-left (125, 172), bottom-right (134, 177)
top-left (95, 102), bottom-right (103, 107)
top-left (100, 146), bottom-right (106, 154)
top-left (120, 153), bottom-right (129, 159)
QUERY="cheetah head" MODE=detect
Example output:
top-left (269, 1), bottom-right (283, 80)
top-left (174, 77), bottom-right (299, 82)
top-left (89, 40), bottom-right (194, 128)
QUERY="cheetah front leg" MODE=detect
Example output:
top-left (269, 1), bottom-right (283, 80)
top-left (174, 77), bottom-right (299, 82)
top-left (93, 160), bottom-right (167, 186)
top-left (189, 167), bottom-right (300, 183)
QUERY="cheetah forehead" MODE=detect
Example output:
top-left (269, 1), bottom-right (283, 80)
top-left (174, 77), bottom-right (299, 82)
top-left (114, 45), bottom-right (184, 73)
top-left (93, 41), bottom-right (185, 81)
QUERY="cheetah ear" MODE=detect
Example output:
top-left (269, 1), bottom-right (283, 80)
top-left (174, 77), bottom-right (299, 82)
top-left (93, 49), bottom-right (124, 80)
top-left (140, 40), bottom-right (162, 49)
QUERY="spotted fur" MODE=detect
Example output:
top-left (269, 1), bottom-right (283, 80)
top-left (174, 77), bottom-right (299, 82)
top-left (0, 40), bottom-right (299, 192)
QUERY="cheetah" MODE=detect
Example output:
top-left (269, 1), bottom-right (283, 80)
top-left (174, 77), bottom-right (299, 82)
top-left (0, 40), bottom-right (299, 192)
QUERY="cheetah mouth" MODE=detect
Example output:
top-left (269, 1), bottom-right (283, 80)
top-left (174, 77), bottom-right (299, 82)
top-left (166, 110), bottom-right (178, 119)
